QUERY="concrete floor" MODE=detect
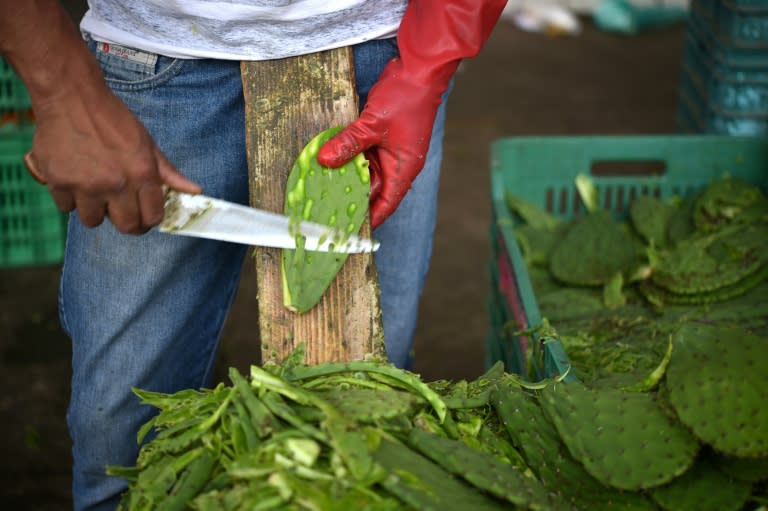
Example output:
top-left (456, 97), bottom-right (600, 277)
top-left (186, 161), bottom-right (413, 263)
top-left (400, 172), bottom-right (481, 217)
top-left (0, 5), bottom-right (685, 508)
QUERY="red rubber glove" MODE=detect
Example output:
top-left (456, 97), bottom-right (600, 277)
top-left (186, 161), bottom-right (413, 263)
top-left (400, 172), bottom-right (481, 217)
top-left (317, 0), bottom-right (507, 228)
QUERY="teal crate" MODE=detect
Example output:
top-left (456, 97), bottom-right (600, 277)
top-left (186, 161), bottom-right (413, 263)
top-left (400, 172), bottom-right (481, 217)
top-left (678, 74), bottom-right (768, 135)
top-left (0, 129), bottom-right (67, 268)
top-left (488, 232), bottom-right (574, 382)
top-left (693, 0), bottom-right (768, 48)
top-left (688, 8), bottom-right (768, 68)
top-left (0, 58), bottom-right (31, 113)
top-left (683, 33), bottom-right (768, 115)
top-left (723, 0), bottom-right (768, 10)
top-left (489, 135), bottom-right (768, 380)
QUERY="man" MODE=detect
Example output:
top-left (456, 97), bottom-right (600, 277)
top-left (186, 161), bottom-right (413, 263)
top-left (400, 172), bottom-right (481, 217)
top-left (0, 1), bottom-right (506, 508)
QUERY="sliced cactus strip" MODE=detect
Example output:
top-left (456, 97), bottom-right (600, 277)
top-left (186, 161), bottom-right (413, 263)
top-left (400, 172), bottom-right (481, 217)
top-left (281, 126), bottom-right (371, 313)
top-left (665, 323), bottom-right (768, 458)
top-left (650, 454), bottom-right (753, 511)
top-left (406, 427), bottom-right (563, 511)
top-left (373, 437), bottom-right (510, 511)
top-left (539, 382), bottom-right (699, 490)
top-left (505, 192), bottom-right (561, 231)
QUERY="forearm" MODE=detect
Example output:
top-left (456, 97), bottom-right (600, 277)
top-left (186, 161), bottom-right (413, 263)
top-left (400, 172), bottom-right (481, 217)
top-left (0, 0), bottom-right (106, 111)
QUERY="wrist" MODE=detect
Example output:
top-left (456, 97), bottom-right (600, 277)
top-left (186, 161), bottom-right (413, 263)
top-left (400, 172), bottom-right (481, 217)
top-left (0, 1), bottom-right (108, 113)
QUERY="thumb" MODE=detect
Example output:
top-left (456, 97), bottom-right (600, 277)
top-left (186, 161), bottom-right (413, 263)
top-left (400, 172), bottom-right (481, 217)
top-left (317, 119), bottom-right (381, 168)
top-left (155, 149), bottom-right (202, 195)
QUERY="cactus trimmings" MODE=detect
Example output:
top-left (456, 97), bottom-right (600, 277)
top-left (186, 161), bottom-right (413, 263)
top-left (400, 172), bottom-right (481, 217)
top-left (539, 382), bottom-right (699, 490)
top-left (281, 127), bottom-right (371, 313)
top-left (665, 323), bottom-right (768, 458)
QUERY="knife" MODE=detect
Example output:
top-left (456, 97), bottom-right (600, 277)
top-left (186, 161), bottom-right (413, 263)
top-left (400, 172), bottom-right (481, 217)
top-left (23, 152), bottom-right (379, 254)
top-left (159, 190), bottom-right (379, 253)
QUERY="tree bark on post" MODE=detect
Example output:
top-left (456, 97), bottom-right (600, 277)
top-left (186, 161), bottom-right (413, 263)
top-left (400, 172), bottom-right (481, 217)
top-left (241, 48), bottom-right (384, 365)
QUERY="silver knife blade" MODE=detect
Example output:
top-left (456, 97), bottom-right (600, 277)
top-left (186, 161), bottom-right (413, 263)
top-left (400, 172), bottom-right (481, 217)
top-left (158, 191), bottom-right (379, 253)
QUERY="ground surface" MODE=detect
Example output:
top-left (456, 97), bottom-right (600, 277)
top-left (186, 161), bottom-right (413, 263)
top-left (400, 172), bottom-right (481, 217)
top-left (0, 6), bottom-right (685, 509)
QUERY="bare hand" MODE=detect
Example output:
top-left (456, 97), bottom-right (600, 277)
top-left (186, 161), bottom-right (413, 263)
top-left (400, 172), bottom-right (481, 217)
top-left (28, 85), bottom-right (201, 234)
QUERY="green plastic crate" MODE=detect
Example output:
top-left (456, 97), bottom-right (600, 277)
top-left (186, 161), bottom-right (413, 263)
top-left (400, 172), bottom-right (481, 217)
top-left (0, 58), bottom-right (31, 114)
top-left (488, 135), bottom-right (768, 380)
top-left (0, 129), bottom-right (67, 268)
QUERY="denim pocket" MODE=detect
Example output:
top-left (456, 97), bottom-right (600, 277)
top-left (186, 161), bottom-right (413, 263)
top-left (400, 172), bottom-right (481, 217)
top-left (84, 34), bottom-right (184, 91)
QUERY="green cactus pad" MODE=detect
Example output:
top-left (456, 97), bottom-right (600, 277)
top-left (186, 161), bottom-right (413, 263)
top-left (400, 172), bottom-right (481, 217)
top-left (630, 195), bottom-right (676, 248)
top-left (638, 264), bottom-right (768, 307)
top-left (665, 323), bottom-right (768, 458)
top-left (549, 210), bottom-right (643, 286)
top-left (715, 452), bottom-right (768, 483)
top-left (491, 384), bottom-right (657, 510)
top-left (649, 454), bottom-right (752, 511)
top-left (650, 222), bottom-right (768, 295)
top-left (515, 223), bottom-right (565, 268)
top-left (692, 176), bottom-right (765, 232)
top-left (539, 382), bottom-right (699, 490)
top-left (666, 194), bottom-right (699, 245)
top-left (281, 127), bottom-right (371, 313)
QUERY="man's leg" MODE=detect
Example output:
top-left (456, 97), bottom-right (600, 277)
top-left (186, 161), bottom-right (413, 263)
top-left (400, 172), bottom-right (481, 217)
top-left (352, 39), bottom-right (450, 369)
top-left (62, 40), bottom-right (249, 511)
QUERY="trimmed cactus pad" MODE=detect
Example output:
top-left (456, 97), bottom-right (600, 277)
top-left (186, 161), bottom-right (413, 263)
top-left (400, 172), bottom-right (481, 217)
top-left (665, 322), bottom-right (768, 458)
top-left (492, 384), bottom-right (657, 510)
top-left (649, 454), bottom-right (752, 511)
top-left (539, 382), bottom-right (699, 490)
top-left (549, 210), bottom-right (642, 286)
top-left (281, 127), bottom-right (371, 313)
top-left (629, 195), bottom-right (676, 248)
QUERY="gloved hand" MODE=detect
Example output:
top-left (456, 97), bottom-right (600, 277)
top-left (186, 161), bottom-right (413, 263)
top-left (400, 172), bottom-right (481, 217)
top-left (317, 0), bottom-right (507, 228)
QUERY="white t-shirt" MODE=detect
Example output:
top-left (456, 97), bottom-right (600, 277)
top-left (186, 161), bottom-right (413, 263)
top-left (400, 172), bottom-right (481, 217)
top-left (80, 0), bottom-right (406, 60)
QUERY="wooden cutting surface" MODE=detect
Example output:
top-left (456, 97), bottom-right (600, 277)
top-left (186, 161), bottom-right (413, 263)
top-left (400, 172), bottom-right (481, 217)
top-left (241, 47), bottom-right (384, 365)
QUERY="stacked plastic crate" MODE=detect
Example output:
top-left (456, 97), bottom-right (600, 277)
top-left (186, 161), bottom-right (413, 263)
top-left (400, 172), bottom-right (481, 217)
top-left (0, 58), bottom-right (66, 268)
top-left (678, 0), bottom-right (768, 135)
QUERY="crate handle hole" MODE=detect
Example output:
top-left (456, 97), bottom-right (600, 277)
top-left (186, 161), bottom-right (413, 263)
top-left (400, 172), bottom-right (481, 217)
top-left (590, 160), bottom-right (667, 177)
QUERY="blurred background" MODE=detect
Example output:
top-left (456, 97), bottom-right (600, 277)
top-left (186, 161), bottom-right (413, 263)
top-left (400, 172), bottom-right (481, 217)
top-left (3, 0), bottom-right (759, 508)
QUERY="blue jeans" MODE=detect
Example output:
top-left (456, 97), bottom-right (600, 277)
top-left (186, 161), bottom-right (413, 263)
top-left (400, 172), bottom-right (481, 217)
top-left (63, 37), bottom-right (447, 510)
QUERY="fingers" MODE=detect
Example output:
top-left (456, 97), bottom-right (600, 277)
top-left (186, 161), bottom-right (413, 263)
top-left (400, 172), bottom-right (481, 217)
top-left (155, 149), bottom-right (202, 195)
top-left (49, 189), bottom-right (75, 212)
top-left (317, 119), bottom-right (381, 168)
top-left (365, 149), bottom-right (382, 203)
top-left (105, 190), bottom-right (143, 233)
top-left (370, 174), bottom-right (410, 229)
top-left (137, 181), bottom-right (165, 229)
top-left (73, 195), bottom-right (108, 228)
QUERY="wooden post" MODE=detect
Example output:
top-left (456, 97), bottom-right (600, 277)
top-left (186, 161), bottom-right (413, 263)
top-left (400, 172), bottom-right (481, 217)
top-left (241, 48), bottom-right (384, 365)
